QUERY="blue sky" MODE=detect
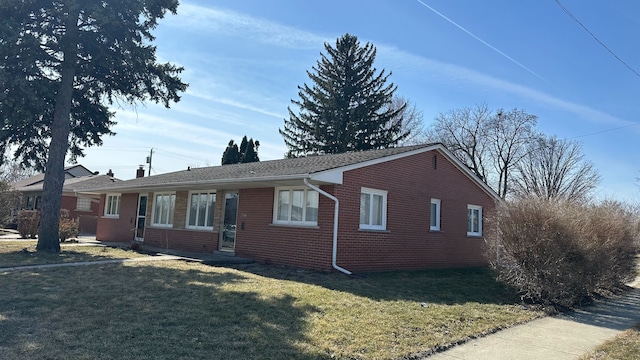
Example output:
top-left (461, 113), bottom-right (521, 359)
top-left (80, 0), bottom-right (640, 201)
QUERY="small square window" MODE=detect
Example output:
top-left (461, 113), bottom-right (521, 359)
top-left (76, 197), bottom-right (92, 211)
top-left (360, 188), bottom-right (387, 230)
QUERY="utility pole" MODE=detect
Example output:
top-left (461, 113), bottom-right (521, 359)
top-left (146, 148), bottom-right (154, 176)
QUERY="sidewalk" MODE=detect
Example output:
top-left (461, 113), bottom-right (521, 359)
top-left (424, 279), bottom-right (640, 359)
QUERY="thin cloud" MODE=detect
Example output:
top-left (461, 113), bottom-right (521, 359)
top-left (164, 2), bottom-right (329, 49)
top-left (379, 45), bottom-right (631, 127)
top-left (415, 0), bottom-right (546, 81)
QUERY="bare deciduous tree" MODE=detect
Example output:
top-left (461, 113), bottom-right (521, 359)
top-left (488, 109), bottom-right (537, 198)
top-left (385, 96), bottom-right (427, 145)
top-left (512, 135), bottom-right (600, 201)
top-left (426, 103), bottom-right (492, 183)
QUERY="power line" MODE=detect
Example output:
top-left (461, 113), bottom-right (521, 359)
top-left (553, 0), bottom-right (640, 78)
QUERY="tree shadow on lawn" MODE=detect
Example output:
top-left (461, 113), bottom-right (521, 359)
top-left (0, 262), bottom-right (328, 360)
top-left (0, 245), bottom-right (142, 268)
top-left (226, 263), bottom-right (520, 306)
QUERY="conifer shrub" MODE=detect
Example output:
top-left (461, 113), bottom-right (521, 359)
top-left (17, 210), bottom-right (40, 239)
top-left (486, 198), bottom-right (639, 308)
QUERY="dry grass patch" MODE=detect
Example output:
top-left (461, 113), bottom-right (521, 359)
top-left (0, 241), bottom-right (147, 268)
top-left (0, 261), bottom-right (542, 359)
top-left (580, 323), bottom-right (640, 360)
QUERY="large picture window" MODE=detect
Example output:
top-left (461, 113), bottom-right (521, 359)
top-left (467, 204), bottom-right (483, 236)
top-left (104, 194), bottom-right (121, 217)
top-left (153, 192), bottom-right (176, 226)
top-left (274, 187), bottom-right (318, 225)
top-left (360, 187), bottom-right (387, 230)
top-left (187, 191), bottom-right (216, 229)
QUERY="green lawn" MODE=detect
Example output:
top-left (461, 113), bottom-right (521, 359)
top-left (0, 258), bottom-right (543, 360)
top-left (580, 323), bottom-right (640, 360)
top-left (0, 241), bottom-right (147, 267)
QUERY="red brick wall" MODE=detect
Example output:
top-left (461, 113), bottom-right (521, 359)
top-left (143, 227), bottom-right (218, 252)
top-left (234, 187), bottom-right (335, 271)
top-left (60, 195), bottom-right (100, 234)
top-left (94, 149), bottom-right (496, 272)
top-left (231, 150), bottom-right (494, 272)
top-left (332, 149), bottom-right (494, 272)
top-left (95, 193), bottom-right (139, 242)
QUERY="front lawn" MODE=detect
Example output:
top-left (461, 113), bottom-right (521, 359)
top-left (0, 241), bottom-right (147, 268)
top-left (0, 260), bottom-right (542, 359)
top-left (580, 323), bottom-right (640, 360)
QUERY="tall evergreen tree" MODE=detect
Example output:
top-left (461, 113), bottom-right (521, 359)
top-left (221, 137), bottom-right (260, 165)
top-left (280, 33), bottom-right (408, 157)
top-left (242, 139), bottom-right (260, 163)
top-left (0, 0), bottom-right (187, 252)
top-left (221, 140), bottom-right (240, 165)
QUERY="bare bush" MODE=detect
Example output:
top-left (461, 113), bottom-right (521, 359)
top-left (18, 210), bottom-right (40, 239)
top-left (486, 198), bottom-right (639, 308)
top-left (58, 209), bottom-right (79, 242)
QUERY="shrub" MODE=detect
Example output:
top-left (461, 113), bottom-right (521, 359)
top-left (17, 210), bottom-right (40, 239)
top-left (59, 209), bottom-right (79, 242)
top-left (486, 198), bottom-right (639, 308)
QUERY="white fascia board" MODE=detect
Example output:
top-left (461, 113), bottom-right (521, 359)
top-left (309, 170), bottom-right (343, 184)
top-left (435, 147), bottom-right (502, 202)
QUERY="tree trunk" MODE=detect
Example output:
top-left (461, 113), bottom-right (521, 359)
top-left (37, 5), bottom-right (79, 253)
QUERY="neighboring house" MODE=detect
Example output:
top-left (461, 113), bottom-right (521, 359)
top-left (84, 144), bottom-right (500, 272)
top-left (11, 165), bottom-right (119, 234)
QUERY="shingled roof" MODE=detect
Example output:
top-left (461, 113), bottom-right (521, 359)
top-left (80, 143), bottom-right (499, 199)
top-left (83, 144), bottom-right (447, 192)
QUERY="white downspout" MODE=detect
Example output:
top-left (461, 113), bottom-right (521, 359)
top-left (304, 178), bottom-right (352, 275)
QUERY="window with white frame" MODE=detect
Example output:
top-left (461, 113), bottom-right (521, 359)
top-left (76, 197), bottom-right (92, 211)
top-left (153, 192), bottom-right (176, 226)
top-left (430, 198), bottom-right (441, 231)
top-left (104, 194), bottom-right (121, 217)
top-left (274, 187), bottom-right (319, 225)
top-left (187, 191), bottom-right (216, 229)
top-left (359, 187), bottom-right (387, 230)
top-left (467, 204), bottom-right (483, 236)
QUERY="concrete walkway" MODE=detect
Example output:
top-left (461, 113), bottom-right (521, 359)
top-left (424, 278), bottom-right (640, 359)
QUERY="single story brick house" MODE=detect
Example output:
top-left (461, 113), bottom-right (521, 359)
top-left (84, 144), bottom-right (500, 273)
top-left (11, 165), bottom-right (119, 234)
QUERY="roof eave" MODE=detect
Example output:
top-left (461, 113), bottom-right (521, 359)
top-left (79, 173), bottom-right (343, 194)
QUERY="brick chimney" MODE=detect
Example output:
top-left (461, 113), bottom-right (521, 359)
top-left (136, 165), bottom-right (145, 178)
top-left (106, 169), bottom-right (114, 177)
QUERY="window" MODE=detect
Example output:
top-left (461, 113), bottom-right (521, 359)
top-left (273, 187), bottom-right (318, 225)
top-left (430, 198), bottom-right (441, 231)
top-left (360, 187), bottom-right (387, 230)
top-left (187, 191), bottom-right (216, 229)
top-left (467, 205), bottom-right (483, 236)
top-left (104, 194), bottom-right (121, 217)
top-left (153, 192), bottom-right (176, 226)
top-left (76, 197), bottom-right (92, 211)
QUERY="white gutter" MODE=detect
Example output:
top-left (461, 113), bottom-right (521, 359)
top-left (303, 178), bottom-right (352, 275)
